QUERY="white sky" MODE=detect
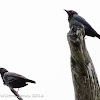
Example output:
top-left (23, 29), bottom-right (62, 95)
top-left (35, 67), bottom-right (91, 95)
top-left (0, 0), bottom-right (100, 100)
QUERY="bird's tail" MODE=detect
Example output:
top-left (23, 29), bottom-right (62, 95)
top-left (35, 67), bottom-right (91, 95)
top-left (26, 79), bottom-right (36, 84)
top-left (89, 29), bottom-right (100, 39)
top-left (95, 33), bottom-right (100, 39)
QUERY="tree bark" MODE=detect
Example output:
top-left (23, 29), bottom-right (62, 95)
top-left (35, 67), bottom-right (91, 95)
top-left (67, 25), bottom-right (100, 100)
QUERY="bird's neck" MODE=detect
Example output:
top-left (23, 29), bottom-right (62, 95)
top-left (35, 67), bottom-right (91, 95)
top-left (1, 71), bottom-right (8, 76)
top-left (68, 14), bottom-right (77, 22)
top-left (68, 15), bottom-right (73, 22)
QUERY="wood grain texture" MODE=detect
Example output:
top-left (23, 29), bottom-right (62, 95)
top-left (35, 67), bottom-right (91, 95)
top-left (67, 25), bottom-right (100, 100)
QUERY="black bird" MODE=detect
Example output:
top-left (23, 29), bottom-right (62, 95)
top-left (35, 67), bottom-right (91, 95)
top-left (64, 10), bottom-right (100, 39)
top-left (0, 68), bottom-right (36, 89)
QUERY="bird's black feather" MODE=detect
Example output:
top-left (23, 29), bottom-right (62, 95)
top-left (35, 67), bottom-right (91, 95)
top-left (0, 68), bottom-right (36, 88)
top-left (65, 10), bottom-right (100, 39)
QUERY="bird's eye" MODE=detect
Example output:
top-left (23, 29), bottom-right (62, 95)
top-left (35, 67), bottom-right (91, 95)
top-left (71, 11), bottom-right (74, 12)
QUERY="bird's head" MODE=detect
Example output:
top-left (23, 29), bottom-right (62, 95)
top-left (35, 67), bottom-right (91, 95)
top-left (0, 68), bottom-right (8, 75)
top-left (64, 10), bottom-right (78, 16)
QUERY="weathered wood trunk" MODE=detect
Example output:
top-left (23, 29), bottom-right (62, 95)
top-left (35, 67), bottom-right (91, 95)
top-left (67, 25), bottom-right (100, 100)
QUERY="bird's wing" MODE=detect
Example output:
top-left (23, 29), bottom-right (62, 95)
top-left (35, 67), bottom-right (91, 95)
top-left (3, 72), bottom-right (27, 83)
top-left (73, 14), bottom-right (92, 29)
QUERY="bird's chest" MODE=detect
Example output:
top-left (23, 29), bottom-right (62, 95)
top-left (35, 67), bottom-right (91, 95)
top-left (69, 18), bottom-right (81, 28)
top-left (1, 75), bottom-right (6, 84)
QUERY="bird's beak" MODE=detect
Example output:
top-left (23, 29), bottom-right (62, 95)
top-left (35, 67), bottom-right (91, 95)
top-left (64, 9), bottom-right (68, 13)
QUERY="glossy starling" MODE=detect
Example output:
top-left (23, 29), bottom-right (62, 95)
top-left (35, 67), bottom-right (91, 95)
top-left (0, 68), bottom-right (36, 88)
top-left (64, 10), bottom-right (100, 39)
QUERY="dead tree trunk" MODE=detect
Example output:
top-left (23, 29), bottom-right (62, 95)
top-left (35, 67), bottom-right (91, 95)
top-left (67, 25), bottom-right (100, 100)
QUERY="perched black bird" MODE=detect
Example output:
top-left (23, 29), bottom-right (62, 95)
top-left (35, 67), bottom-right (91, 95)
top-left (64, 10), bottom-right (100, 39)
top-left (0, 68), bottom-right (36, 88)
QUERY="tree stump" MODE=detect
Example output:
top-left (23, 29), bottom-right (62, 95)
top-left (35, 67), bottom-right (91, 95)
top-left (67, 25), bottom-right (100, 100)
